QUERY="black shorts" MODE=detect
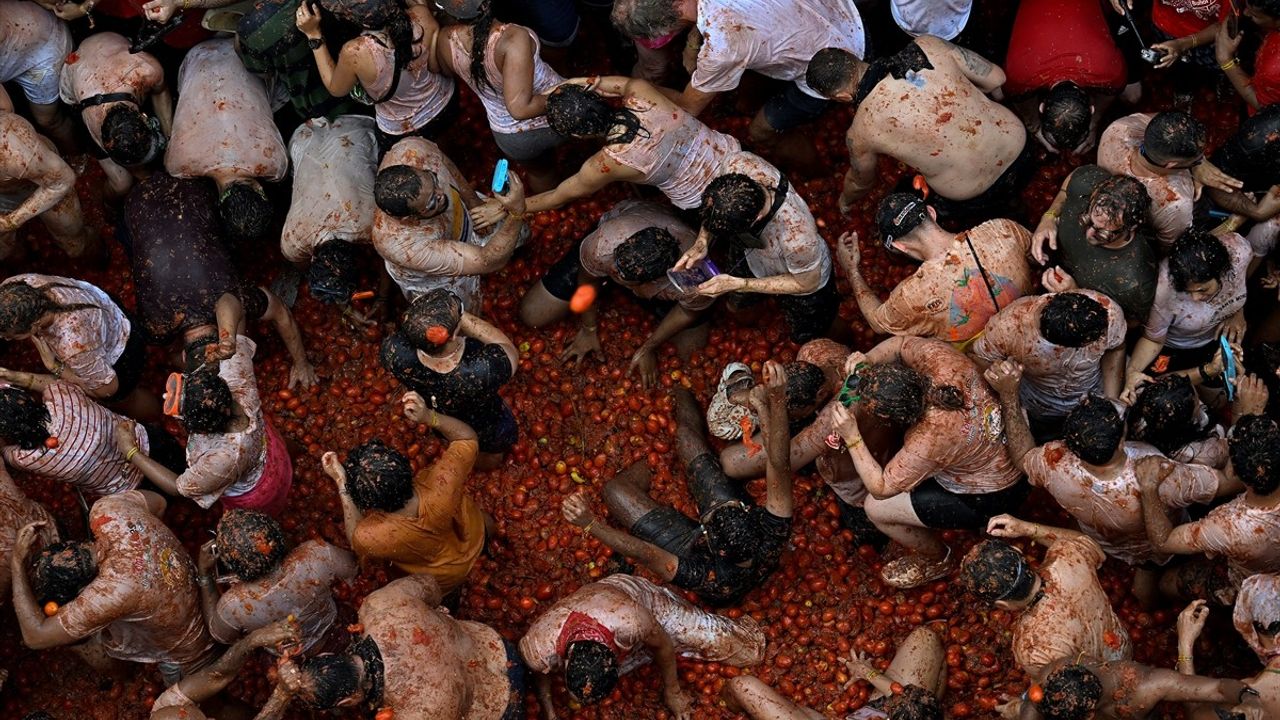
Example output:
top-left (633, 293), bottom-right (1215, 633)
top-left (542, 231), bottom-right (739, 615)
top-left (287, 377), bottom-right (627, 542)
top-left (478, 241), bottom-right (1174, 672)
top-left (375, 87), bottom-right (462, 155)
top-left (105, 324), bottom-right (147, 402)
top-left (909, 478), bottom-right (1029, 530)
top-left (761, 82), bottom-right (830, 133)
top-left (777, 273), bottom-right (840, 343)
top-left (631, 506), bottom-right (703, 558)
top-left (478, 402), bottom-right (520, 455)
top-left (541, 242), bottom-right (583, 302)
top-left (500, 638), bottom-right (529, 720)
top-left (922, 140), bottom-right (1035, 227)
top-left (687, 453), bottom-right (750, 513)
top-left (1147, 340), bottom-right (1220, 375)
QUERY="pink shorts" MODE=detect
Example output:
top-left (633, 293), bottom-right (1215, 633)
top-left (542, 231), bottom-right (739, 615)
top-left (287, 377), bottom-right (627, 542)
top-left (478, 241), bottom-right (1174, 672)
top-left (221, 421), bottom-right (293, 516)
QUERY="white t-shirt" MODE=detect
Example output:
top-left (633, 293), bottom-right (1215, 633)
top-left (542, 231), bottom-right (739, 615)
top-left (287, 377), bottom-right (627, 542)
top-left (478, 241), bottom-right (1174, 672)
top-left (1144, 232), bottom-right (1251, 349)
top-left (693, 0), bottom-right (866, 99)
top-left (891, 0), bottom-right (973, 40)
top-left (281, 115), bottom-right (378, 263)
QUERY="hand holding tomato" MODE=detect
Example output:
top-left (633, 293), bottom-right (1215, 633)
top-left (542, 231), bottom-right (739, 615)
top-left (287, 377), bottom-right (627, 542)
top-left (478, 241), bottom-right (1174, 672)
top-left (13, 521), bottom-right (48, 560)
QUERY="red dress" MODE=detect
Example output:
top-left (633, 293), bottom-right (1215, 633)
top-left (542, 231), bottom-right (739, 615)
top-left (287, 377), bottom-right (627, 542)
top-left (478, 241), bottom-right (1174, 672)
top-left (1004, 0), bottom-right (1127, 96)
top-left (1255, 31), bottom-right (1280, 111)
top-left (1151, 0), bottom-right (1229, 39)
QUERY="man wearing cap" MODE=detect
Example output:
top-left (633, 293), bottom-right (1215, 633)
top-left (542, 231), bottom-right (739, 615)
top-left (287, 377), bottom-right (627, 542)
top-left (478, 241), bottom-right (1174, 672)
top-left (839, 193), bottom-right (1034, 351)
top-left (609, 0), bottom-right (865, 166)
top-left (805, 38), bottom-right (1028, 223)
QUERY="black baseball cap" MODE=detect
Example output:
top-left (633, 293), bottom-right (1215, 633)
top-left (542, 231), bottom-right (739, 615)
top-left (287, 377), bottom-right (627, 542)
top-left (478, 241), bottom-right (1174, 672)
top-left (876, 193), bottom-right (930, 249)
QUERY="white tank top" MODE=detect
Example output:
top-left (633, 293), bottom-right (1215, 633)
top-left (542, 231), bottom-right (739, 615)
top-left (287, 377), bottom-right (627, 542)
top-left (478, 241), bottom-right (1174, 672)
top-left (446, 22), bottom-right (563, 135)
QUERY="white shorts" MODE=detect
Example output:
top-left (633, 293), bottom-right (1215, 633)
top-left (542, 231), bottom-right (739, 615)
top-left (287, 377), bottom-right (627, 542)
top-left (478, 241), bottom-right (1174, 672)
top-left (6, 25), bottom-right (72, 106)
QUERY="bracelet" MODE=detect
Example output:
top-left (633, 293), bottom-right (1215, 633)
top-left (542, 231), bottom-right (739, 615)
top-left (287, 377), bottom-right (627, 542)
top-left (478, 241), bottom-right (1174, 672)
top-left (582, 325), bottom-right (598, 333)
top-left (181, 0), bottom-right (189, 9)
top-left (1042, 210), bottom-right (1059, 220)
top-left (1177, 655), bottom-right (1192, 664)
top-left (1221, 57), bottom-right (1239, 71)
top-left (847, 436), bottom-right (863, 449)
top-left (429, 409), bottom-right (439, 429)
top-left (866, 669), bottom-right (881, 679)
top-left (582, 520), bottom-right (596, 535)
top-left (586, 75), bottom-right (600, 91)
top-left (125, 446), bottom-right (140, 462)
top-left (198, 574), bottom-right (214, 588)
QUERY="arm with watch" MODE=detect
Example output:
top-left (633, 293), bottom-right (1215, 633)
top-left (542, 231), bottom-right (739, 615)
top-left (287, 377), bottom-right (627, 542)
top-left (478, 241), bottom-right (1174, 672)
top-left (195, 539), bottom-right (243, 644)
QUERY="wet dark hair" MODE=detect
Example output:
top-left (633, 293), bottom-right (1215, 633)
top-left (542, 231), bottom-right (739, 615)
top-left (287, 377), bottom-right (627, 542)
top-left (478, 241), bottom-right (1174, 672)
top-left (704, 504), bottom-right (755, 563)
top-left (1062, 396), bottom-right (1124, 465)
top-left (101, 104), bottom-right (154, 167)
top-left (546, 85), bottom-right (648, 145)
top-left (1089, 174), bottom-right (1150, 230)
top-left (343, 439), bottom-right (414, 512)
top-left (884, 684), bottom-right (943, 720)
top-left (0, 281), bottom-right (98, 337)
top-left (859, 362), bottom-right (964, 426)
top-left (216, 509), bottom-right (289, 582)
top-left (806, 47), bottom-right (859, 98)
top-left (876, 192), bottom-right (931, 250)
top-left (1229, 414), bottom-right (1280, 495)
top-left (1037, 664), bottom-right (1103, 720)
top-left (961, 540), bottom-right (1036, 603)
top-left (701, 173), bottom-right (766, 236)
top-left (182, 366), bottom-right (235, 434)
top-left (1253, 0), bottom-right (1280, 19)
top-left (1040, 82), bottom-right (1091, 152)
top-left (0, 387), bottom-right (52, 451)
top-left (610, 0), bottom-right (682, 39)
top-left (1168, 229), bottom-right (1230, 291)
top-left (182, 334), bottom-right (218, 373)
top-left (1143, 111), bottom-right (1207, 165)
top-left (565, 640), bottom-right (619, 704)
top-left (401, 288), bottom-right (464, 354)
top-left (309, 240), bottom-right (364, 304)
top-left (374, 165), bottom-right (426, 217)
top-left (32, 540), bottom-right (97, 605)
top-left (466, 1), bottom-right (497, 93)
top-left (219, 182), bottom-right (273, 243)
top-left (615, 227), bottom-right (680, 283)
top-left (299, 654), bottom-right (362, 709)
top-left (784, 361), bottom-right (826, 412)
top-left (1041, 292), bottom-right (1108, 348)
top-left (1128, 375), bottom-right (1207, 456)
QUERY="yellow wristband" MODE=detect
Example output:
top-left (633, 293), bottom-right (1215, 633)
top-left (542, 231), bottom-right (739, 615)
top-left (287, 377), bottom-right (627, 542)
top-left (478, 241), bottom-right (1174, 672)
top-left (582, 520), bottom-right (596, 535)
top-left (1043, 210), bottom-right (1059, 220)
top-left (1221, 58), bottom-right (1238, 71)
top-left (125, 446), bottom-right (140, 462)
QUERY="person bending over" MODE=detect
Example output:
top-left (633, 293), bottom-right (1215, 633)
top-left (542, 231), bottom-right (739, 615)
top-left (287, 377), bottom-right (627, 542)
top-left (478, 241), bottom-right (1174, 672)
top-left (564, 361), bottom-right (793, 606)
top-left (150, 620), bottom-right (300, 720)
top-left (0, 110), bottom-right (98, 262)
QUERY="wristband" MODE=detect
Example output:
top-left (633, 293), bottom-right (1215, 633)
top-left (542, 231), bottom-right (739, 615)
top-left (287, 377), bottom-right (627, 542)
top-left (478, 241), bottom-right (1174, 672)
top-left (582, 325), bottom-right (598, 333)
top-left (125, 446), bottom-right (140, 462)
top-left (582, 520), bottom-right (596, 535)
top-left (308, 37), bottom-right (323, 50)
top-left (1220, 58), bottom-right (1239, 71)
top-left (1042, 210), bottom-right (1058, 220)
top-left (866, 669), bottom-right (881, 679)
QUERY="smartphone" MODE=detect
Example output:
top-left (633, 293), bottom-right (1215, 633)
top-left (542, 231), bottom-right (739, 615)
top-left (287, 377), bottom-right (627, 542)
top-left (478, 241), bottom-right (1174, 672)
top-left (1220, 335), bottom-right (1237, 400)
top-left (491, 158), bottom-right (509, 195)
top-left (667, 258), bottom-right (721, 293)
top-left (1140, 47), bottom-right (1166, 64)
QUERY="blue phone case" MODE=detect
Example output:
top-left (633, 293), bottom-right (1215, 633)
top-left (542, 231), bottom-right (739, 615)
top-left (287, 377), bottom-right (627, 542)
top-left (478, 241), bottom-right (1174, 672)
top-left (491, 159), bottom-right (509, 194)
top-left (1220, 335), bottom-right (1236, 400)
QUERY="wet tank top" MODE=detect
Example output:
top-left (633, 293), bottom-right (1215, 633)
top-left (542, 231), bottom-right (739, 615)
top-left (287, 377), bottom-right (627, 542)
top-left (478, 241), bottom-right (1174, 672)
top-left (354, 27), bottom-right (456, 136)
top-left (445, 22), bottom-right (563, 135)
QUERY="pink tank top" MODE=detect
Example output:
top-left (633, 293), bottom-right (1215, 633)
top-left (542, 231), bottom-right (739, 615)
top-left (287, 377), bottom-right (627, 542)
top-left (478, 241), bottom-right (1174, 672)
top-left (355, 28), bottom-right (456, 136)
top-left (601, 96), bottom-right (742, 210)
top-left (446, 22), bottom-right (563, 135)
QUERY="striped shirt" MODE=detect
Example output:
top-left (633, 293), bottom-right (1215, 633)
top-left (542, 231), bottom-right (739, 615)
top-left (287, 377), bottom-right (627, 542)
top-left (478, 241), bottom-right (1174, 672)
top-left (2, 382), bottom-right (146, 496)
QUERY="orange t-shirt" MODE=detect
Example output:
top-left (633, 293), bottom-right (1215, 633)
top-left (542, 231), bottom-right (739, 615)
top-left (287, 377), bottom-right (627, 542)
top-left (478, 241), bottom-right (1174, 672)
top-left (352, 439), bottom-right (485, 594)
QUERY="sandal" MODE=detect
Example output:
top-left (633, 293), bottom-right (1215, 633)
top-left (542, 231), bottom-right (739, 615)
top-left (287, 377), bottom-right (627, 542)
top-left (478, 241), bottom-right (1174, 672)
top-left (880, 547), bottom-right (955, 589)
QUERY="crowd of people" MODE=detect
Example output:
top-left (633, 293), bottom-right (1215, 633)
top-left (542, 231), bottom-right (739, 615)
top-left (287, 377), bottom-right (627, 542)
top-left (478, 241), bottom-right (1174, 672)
top-left (1, 0), bottom-right (1280, 717)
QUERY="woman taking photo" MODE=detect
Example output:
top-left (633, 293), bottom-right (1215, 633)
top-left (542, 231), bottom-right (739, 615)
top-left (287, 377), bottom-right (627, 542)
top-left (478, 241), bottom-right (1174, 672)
top-left (380, 288), bottom-right (518, 468)
top-left (296, 0), bottom-right (458, 152)
top-left (435, 0), bottom-right (564, 191)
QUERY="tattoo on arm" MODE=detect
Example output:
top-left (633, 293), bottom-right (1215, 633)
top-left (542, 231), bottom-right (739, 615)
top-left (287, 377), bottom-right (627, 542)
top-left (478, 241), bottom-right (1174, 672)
top-left (956, 46), bottom-right (994, 76)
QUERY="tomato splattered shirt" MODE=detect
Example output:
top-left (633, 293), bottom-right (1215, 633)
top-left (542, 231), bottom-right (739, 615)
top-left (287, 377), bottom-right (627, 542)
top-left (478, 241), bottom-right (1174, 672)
top-left (280, 115), bottom-right (378, 263)
top-left (579, 200), bottom-right (712, 311)
top-left (1098, 113), bottom-right (1196, 249)
top-left (1144, 231), bottom-right (1250, 350)
top-left (872, 219), bottom-right (1033, 344)
top-left (1012, 536), bottom-right (1132, 679)
top-left (3, 382), bottom-right (146, 496)
top-left (972, 290), bottom-right (1126, 418)
top-left (57, 491), bottom-right (214, 670)
top-left (1024, 441), bottom-right (1218, 565)
top-left (58, 32), bottom-right (164, 148)
top-left (1180, 495), bottom-right (1280, 587)
top-left (3, 274), bottom-right (130, 392)
top-left (0, 467), bottom-right (55, 599)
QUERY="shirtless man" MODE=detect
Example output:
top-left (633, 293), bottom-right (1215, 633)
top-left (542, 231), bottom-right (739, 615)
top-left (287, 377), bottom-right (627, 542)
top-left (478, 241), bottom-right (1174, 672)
top-left (0, 110), bottom-right (97, 262)
top-left (1016, 654), bottom-right (1255, 719)
top-left (1098, 111), bottom-right (1243, 249)
top-left (165, 38), bottom-right (287, 243)
top-left (518, 199), bottom-right (713, 376)
top-left (0, 0), bottom-right (73, 149)
top-left (520, 573), bottom-right (765, 719)
top-left (10, 491), bottom-right (215, 684)
top-left (1180, 584), bottom-right (1280, 719)
top-left (972, 290), bottom-right (1127, 438)
top-left (59, 32), bottom-right (173, 196)
top-left (961, 516), bottom-right (1132, 680)
top-left (150, 620), bottom-right (299, 720)
top-left (273, 574), bottom-right (523, 719)
top-left (373, 137), bottom-right (526, 306)
top-left (806, 37), bottom-right (1028, 223)
top-left (281, 115), bottom-right (383, 314)
top-left (610, 0), bottom-right (865, 166)
top-left (197, 509), bottom-right (356, 652)
top-left (1138, 412), bottom-right (1280, 602)
top-left (676, 151), bottom-right (837, 343)
top-left (847, 193), bottom-right (1034, 348)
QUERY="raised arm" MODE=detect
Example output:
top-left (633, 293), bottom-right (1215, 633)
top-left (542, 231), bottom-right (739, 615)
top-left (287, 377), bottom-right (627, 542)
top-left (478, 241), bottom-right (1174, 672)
top-left (837, 231), bottom-right (891, 333)
top-left (752, 361), bottom-right (793, 518)
top-left (9, 522), bottom-right (77, 649)
top-left (984, 360), bottom-right (1035, 472)
top-left (0, 125), bottom-right (75, 232)
top-left (839, 127), bottom-right (880, 211)
top-left (195, 540), bottom-right (242, 644)
top-left (987, 514), bottom-right (1090, 549)
top-left (458, 311), bottom-right (518, 372)
top-left (941, 40), bottom-right (1006, 93)
top-left (169, 620), bottom-right (300, 708)
top-left (322, 452), bottom-right (364, 547)
top-left (447, 174), bottom-right (529, 275)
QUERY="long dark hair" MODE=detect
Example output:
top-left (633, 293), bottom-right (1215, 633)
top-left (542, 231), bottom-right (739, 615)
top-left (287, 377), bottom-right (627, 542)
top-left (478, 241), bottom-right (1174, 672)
top-left (0, 282), bottom-right (98, 337)
top-left (546, 85), bottom-right (649, 145)
top-left (469, 1), bottom-right (497, 92)
top-left (385, 6), bottom-right (418, 74)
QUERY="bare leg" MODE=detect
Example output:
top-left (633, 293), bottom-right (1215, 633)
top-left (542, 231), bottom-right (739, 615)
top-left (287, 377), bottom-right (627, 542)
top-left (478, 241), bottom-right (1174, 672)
top-left (670, 323), bottom-right (709, 361)
top-left (39, 190), bottom-right (101, 262)
top-left (863, 493), bottom-right (946, 559)
top-left (519, 280), bottom-right (571, 328)
top-left (518, 153), bottom-right (560, 194)
top-left (602, 461), bottom-right (662, 528)
top-left (747, 109), bottom-right (821, 177)
top-left (724, 676), bottom-right (824, 720)
top-left (673, 387), bottom-right (712, 467)
top-left (882, 626), bottom-right (947, 699)
top-left (1132, 567), bottom-right (1159, 609)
